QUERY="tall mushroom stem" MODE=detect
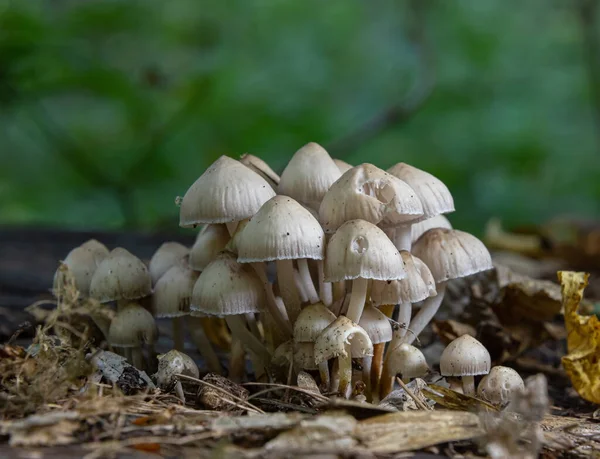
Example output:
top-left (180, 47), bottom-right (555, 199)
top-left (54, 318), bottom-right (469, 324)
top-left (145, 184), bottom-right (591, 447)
top-left (297, 259), bottom-right (320, 303)
top-left (338, 344), bottom-right (353, 399)
top-left (225, 315), bottom-right (271, 368)
top-left (317, 260), bottom-right (332, 306)
top-left (391, 225), bottom-right (412, 252)
top-left (276, 259), bottom-right (302, 324)
top-left (397, 302), bottom-right (411, 338)
top-left (318, 361), bottom-right (330, 389)
top-left (362, 354), bottom-right (373, 401)
top-left (250, 262), bottom-right (292, 339)
top-left (245, 313), bottom-right (262, 340)
top-left (370, 343), bottom-right (385, 401)
top-left (402, 283), bottom-right (447, 345)
top-left (172, 317), bottom-right (185, 351)
top-left (462, 375), bottom-right (476, 396)
top-left (346, 277), bottom-right (368, 323)
top-left (332, 281), bottom-right (346, 305)
top-left (229, 338), bottom-right (245, 382)
top-left (188, 317), bottom-right (222, 374)
top-left (294, 270), bottom-right (309, 302)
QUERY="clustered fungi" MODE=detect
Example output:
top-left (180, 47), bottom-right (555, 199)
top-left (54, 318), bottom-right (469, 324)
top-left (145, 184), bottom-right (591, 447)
top-left (53, 142), bottom-right (526, 406)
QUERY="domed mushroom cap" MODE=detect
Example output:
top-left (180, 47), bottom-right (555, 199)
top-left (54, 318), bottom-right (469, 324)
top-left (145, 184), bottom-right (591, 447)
top-left (293, 342), bottom-right (318, 370)
top-left (272, 340), bottom-right (294, 367)
top-left (324, 219), bottom-right (405, 282)
top-left (236, 195), bottom-right (325, 262)
top-left (108, 303), bottom-right (158, 347)
top-left (319, 163), bottom-right (423, 233)
top-left (191, 251), bottom-right (264, 316)
top-left (314, 316), bottom-right (373, 364)
top-left (387, 163), bottom-right (454, 220)
top-left (411, 215), bottom-right (452, 244)
top-left (149, 242), bottom-right (189, 284)
top-left (412, 228), bottom-right (493, 283)
top-left (387, 343), bottom-right (429, 379)
top-left (333, 158), bottom-right (353, 174)
top-left (371, 251), bottom-right (436, 306)
top-left (189, 224), bottom-right (230, 271)
top-left (155, 350), bottom-right (199, 389)
top-left (152, 262), bottom-right (199, 318)
top-left (90, 248), bottom-right (152, 303)
top-left (477, 366), bottom-right (524, 406)
top-left (179, 156), bottom-right (276, 228)
top-left (80, 239), bottom-right (110, 257)
top-left (240, 153), bottom-right (280, 189)
top-left (440, 335), bottom-right (491, 377)
top-left (53, 241), bottom-right (109, 296)
top-left (293, 302), bottom-right (336, 343)
top-left (278, 142), bottom-right (341, 210)
top-left (358, 304), bottom-right (392, 344)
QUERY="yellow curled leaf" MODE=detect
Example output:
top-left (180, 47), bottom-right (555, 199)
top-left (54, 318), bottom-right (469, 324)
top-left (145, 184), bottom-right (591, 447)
top-left (559, 271), bottom-right (600, 404)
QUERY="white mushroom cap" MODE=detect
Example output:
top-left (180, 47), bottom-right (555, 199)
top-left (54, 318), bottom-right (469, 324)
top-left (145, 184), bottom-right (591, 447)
top-left (333, 158), bottom-right (353, 174)
top-left (108, 303), bottom-right (158, 347)
top-left (440, 335), bottom-right (491, 377)
top-left (189, 224), bottom-right (230, 271)
top-left (80, 239), bottom-right (110, 257)
top-left (293, 302), bottom-right (336, 343)
top-left (152, 261), bottom-right (199, 318)
top-left (371, 251), bottom-right (436, 306)
top-left (314, 316), bottom-right (373, 364)
top-left (319, 163), bottom-right (423, 233)
top-left (149, 242), bottom-right (189, 284)
top-left (324, 219), bottom-right (405, 282)
top-left (278, 142), bottom-right (341, 210)
top-left (190, 251), bottom-right (264, 316)
top-left (412, 228), bottom-right (493, 283)
top-left (477, 366), bottom-right (525, 407)
top-left (387, 162), bottom-right (454, 220)
top-left (155, 350), bottom-right (199, 389)
top-left (293, 342), bottom-right (318, 370)
top-left (236, 195), bottom-right (325, 262)
top-left (240, 153), bottom-right (280, 189)
top-left (358, 304), bottom-right (392, 344)
top-left (90, 248), bottom-right (152, 303)
top-left (53, 240), bottom-right (109, 296)
top-left (387, 343), bottom-right (429, 379)
top-left (179, 156), bottom-right (276, 228)
top-left (411, 214), bottom-right (453, 244)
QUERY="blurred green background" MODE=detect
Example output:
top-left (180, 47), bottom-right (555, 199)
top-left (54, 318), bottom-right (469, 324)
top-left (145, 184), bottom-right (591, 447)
top-left (1, 0), bottom-right (599, 235)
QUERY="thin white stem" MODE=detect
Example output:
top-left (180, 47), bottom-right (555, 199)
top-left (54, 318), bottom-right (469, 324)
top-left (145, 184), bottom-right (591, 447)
top-left (175, 381), bottom-right (185, 403)
top-left (298, 259), bottom-right (320, 304)
top-left (319, 361), bottom-right (330, 389)
top-left (250, 262), bottom-right (292, 338)
top-left (362, 355), bottom-right (373, 401)
top-left (225, 315), bottom-right (271, 367)
top-left (188, 317), bottom-right (222, 374)
top-left (338, 344), bottom-right (353, 399)
top-left (318, 260), bottom-right (333, 306)
top-left (462, 375), bottom-right (475, 396)
top-left (245, 313), bottom-right (262, 340)
top-left (391, 225), bottom-right (412, 251)
top-left (172, 316), bottom-right (185, 351)
top-left (396, 302), bottom-right (412, 338)
top-left (346, 277), bottom-right (368, 323)
top-left (402, 283), bottom-right (446, 345)
top-left (276, 259), bottom-right (302, 324)
top-left (293, 269), bottom-right (309, 303)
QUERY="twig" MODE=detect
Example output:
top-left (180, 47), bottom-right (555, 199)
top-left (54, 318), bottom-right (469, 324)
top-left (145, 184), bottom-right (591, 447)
top-left (243, 381), bottom-right (329, 402)
top-left (396, 377), bottom-right (429, 410)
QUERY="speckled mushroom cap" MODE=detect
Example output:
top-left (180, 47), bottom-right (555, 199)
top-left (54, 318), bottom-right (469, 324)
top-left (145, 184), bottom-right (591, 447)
top-left (53, 240), bottom-right (109, 296)
top-left (387, 162), bottom-right (454, 220)
top-left (179, 155), bottom-right (276, 228)
top-left (240, 153), bottom-right (280, 189)
top-left (189, 224), bottom-right (230, 271)
top-left (293, 342), bottom-right (318, 370)
top-left (411, 215), bottom-right (452, 244)
top-left (333, 159), bottom-right (353, 174)
top-left (387, 343), bottom-right (429, 379)
top-left (90, 248), bottom-right (152, 303)
top-left (155, 350), bottom-right (199, 389)
top-left (278, 142), bottom-right (341, 210)
top-left (314, 316), bottom-right (373, 364)
top-left (477, 366), bottom-right (525, 406)
top-left (152, 261), bottom-right (199, 318)
top-left (149, 242), bottom-right (189, 285)
top-left (236, 195), bottom-right (325, 262)
top-left (412, 228), bottom-right (493, 284)
top-left (358, 304), bottom-right (393, 344)
top-left (371, 251), bottom-right (436, 306)
top-left (108, 303), bottom-right (158, 347)
top-left (324, 219), bottom-right (405, 283)
top-left (440, 335), bottom-right (491, 377)
top-left (190, 251), bottom-right (264, 316)
top-left (319, 163), bottom-right (423, 233)
top-left (293, 302), bottom-right (336, 343)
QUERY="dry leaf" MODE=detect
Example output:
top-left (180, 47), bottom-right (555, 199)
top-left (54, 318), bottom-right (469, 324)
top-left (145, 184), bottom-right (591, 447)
top-left (2, 411), bottom-right (80, 447)
top-left (422, 384), bottom-right (498, 413)
top-left (432, 320), bottom-right (477, 345)
top-left (559, 271), bottom-right (600, 404)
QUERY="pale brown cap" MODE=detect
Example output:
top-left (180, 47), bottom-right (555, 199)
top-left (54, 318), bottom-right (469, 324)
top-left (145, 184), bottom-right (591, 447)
top-left (387, 343), bottom-right (429, 379)
top-left (293, 302), bottom-right (336, 343)
top-left (314, 316), bottom-right (373, 364)
top-left (189, 224), bottom-right (230, 271)
top-left (53, 240), bottom-right (108, 296)
top-left (278, 142), bottom-right (341, 209)
top-left (477, 366), bottom-right (524, 406)
top-left (387, 163), bottom-right (454, 220)
top-left (371, 251), bottom-right (436, 306)
top-left (108, 303), bottom-right (158, 347)
top-left (80, 239), bottom-right (109, 258)
top-left (319, 163), bottom-right (423, 233)
top-left (358, 304), bottom-right (392, 344)
top-left (324, 219), bottom-right (405, 282)
top-left (240, 153), bottom-right (280, 189)
top-left (149, 242), bottom-right (189, 284)
top-left (179, 156), bottom-right (275, 228)
top-left (90, 248), bottom-right (152, 302)
top-left (190, 251), bottom-right (264, 316)
top-left (333, 158), bottom-right (353, 174)
top-left (152, 261), bottom-right (199, 318)
top-left (293, 342), bottom-right (318, 370)
top-left (155, 350), bottom-right (199, 389)
top-left (412, 228), bottom-right (493, 283)
top-left (236, 195), bottom-right (325, 262)
top-left (411, 214), bottom-right (452, 244)
top-left (440, 334), bottom-right (491, 377)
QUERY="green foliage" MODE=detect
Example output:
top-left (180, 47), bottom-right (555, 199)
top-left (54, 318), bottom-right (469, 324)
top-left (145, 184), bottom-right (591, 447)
top-left (0, 0), bottom-right (598, 233)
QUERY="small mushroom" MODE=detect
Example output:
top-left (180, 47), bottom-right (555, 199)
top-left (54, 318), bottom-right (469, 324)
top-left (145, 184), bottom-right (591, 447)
top-left (440, 334), bottom-right (491, 396)
top-left (189, 224), bottom-right (230, 272)
top-left (411, 214), bottom-right (452, 245)
top-left (386, 343), bottom-right (429, 383)
top-left (358, 304), bottom-right (392, 401)
top-left (148, 242), bottom-right (189, 285)
top-left (477, 366), bottom-right (525, 408)
top-left (53, 239), bottom-right (109, 297)
top-left (155, 350), bottom-right (199, 403)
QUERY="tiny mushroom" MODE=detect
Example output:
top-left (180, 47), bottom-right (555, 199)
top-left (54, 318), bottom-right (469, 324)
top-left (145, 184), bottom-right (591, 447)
top-left (440, 334), bottom-right (491, 396)
top-left (477, 366), bottom-right (525, 408)
top-left (358, 304), bottom-right (392, 400)
top-left (53, 239), bottom-right (109, 297)
top-left (148, 242), bottom-right (189, 285)
top-left (386, 343), bottom-right (429, 382)
top-left (155, 350), bottom-right (199, 403)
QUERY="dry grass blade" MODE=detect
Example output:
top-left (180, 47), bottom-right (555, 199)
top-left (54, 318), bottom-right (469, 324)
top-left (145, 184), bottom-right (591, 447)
top-left (243, 382), bottom-right (329, 402)
top-left (422, 383), bottom-right (498, 412)
top-left (395, 377), bottom-right (430, 410)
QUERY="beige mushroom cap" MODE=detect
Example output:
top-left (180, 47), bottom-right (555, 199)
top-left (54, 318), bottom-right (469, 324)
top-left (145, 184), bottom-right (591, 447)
top-left (179, 155), bottom-right (276, 228)
top-left (412, 228), bottom-right (493, 283)
top-left (272, 340), bottom-right (294, 367)
top-left (53, 241), bottom-right (109, 296)
top-left (440, 335), bottom-right (491, 377)
top-left (319, 163), bottom-right (423, 233)
top-left (90, 248), bottom-right (152, 303)
top-left (80, 239), bottom-right (110, 257)
top-left (477, 366), bottom-right (525, 406)
top-left (190, 251), bottom-right (264, 316)
top-left (293, 302), bottom-right (337, 343)
top-left (387, 343), bottom-right (429, 379)
top-left (278, 142), bottom-right (341, 210)
top-left (324, 219), bottom-right (405, 282)
top-left (314, 316), bottom-right (373, 364)
top-left (189, 224), bottom-right (230, 271)
top-left (371, 251), bottom-right (436, 306)
top-left (149, 242), bottom-right (189, 284)
top-left (236, 195), bottom-right (325, 262)
top-left (152, 262), bottom-right (199, 318)
top-left (411, 214), bottom-right (453, 244)
top-left (387, 162), bottom-right (454, 220)
top-left (293, 342), bottom-right (318, 370)
top-left (333, 158), bottom-right (353, 174)
top-left (155, 350), bottom-right (199, 389)
top-left (358, 304), bottom-right (393, 344)
top-left (240, 153), bottom-right (280, 189)
top-left (108, 303), bottom-right (158, 347)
